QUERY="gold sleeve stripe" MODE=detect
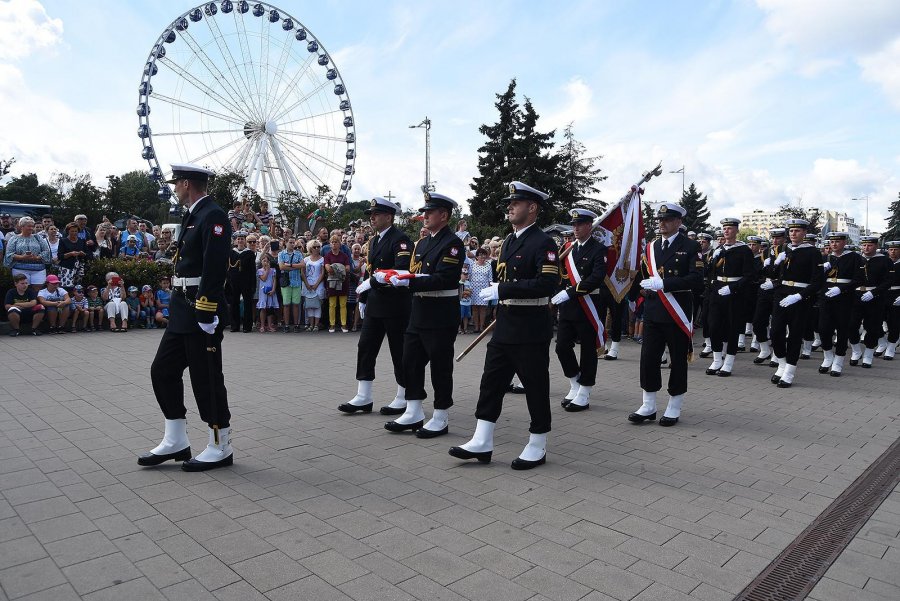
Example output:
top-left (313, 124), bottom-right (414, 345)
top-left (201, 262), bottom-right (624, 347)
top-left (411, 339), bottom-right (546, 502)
top-left (195, 301), bottom-right (217, 311)
top-left (442, 257), bottom-right (459, 264)
top-left (397, 252), bottom-right (411, 256)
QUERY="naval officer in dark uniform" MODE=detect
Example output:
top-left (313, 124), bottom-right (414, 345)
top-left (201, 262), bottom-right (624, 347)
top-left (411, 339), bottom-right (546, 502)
top-left (227, 230), bottom-right (256, 333)
top-left (450, 182), bottom-right (559, 470)
top-left (339, 197), bottom-right (413, 415)
top-left (704, 217), bottom-right (755, 377)
top-left (140, 163), bottom-right (233, 471)
top-left (383, 192), bottom-right (464, 437)
top-left (627, 203), bottom-right (703, 426)
top-left (554, 208), bottom-right (607, 411)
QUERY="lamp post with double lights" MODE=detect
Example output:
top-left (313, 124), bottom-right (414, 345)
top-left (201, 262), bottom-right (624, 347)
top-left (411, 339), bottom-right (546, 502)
top-left (852, 195), bottom-right (870, 235)
top-left (670, 166), bottom-right (685, 195)
top-left (409, 117), bottom-right (435, 193)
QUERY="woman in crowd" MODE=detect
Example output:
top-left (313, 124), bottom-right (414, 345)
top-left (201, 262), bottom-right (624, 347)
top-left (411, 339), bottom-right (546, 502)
top-left (96, 223), bottom-right (118, 259)
top-left (323, 233), bottom-right (351, 333)
top-left (468, 247), bottom-right (494, 333)
top-left (3, 216), bottom-right (52, 293)
top-left (45, 225), bottom-right (61, 271)
top-left (101, 271), bottom-right (129, 332)
top-left (58, 222), bottom-right (88, 287)
top-left (256, 253), bottom-right (279, 332)
top-left (301, 238), bottom-right (325, 331)
top-left (348, 243), bottom-right (365, 331)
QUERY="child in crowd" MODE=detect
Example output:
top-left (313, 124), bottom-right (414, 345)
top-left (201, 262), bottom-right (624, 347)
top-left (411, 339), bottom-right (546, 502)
top-left (140, 285), bottom-right (156, 328)
top-left (155, 276), bottom-right (170, 328)
top-left (70, 285), bottom-right (89, 332)
top-left (86, 285), bottom-right (104, 331)
top-left (125, 286), bottom-right (141, 324)
top-left (459, 266), bottom-right (472, 334)
top-left (256, 253), bottom-right (279, 332)
top-left (301, 239), bottom-right (325, 331)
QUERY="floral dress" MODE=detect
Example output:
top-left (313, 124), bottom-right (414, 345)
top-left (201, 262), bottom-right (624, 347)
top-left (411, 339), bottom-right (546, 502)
top-left (256, 268), bottom-right (280, 309)
top-left (468, 261), bottom-right (494, 306)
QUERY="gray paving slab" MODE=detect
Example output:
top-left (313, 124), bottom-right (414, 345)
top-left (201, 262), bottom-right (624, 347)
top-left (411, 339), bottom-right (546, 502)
top-left (0, 330), bottom-right (897, 600)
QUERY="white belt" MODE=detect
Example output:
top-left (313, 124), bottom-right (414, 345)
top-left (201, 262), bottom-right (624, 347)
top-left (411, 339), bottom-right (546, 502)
top-left (857, 286), bottom-right (877, 292)
top-left (829, 278), bottom-right (853, 284)
top-left (716, 276), bottom-right (742, 282)
top-left (414, 289), bottom-right (457, 298)
top-left (172, 276), bottom-right (201, 287)
top-left (500, 297), bottom-right (549, 306)
top-left (890, 285), bottom-right (900, 290)
top-left (781, 281), bottom-right (809, 288)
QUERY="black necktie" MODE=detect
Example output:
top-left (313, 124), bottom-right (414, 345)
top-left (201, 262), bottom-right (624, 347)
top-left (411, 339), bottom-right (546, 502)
top-left (371, 234), bottom-right (379, 249)
top-left (663, 239), bottom-right (669, 251)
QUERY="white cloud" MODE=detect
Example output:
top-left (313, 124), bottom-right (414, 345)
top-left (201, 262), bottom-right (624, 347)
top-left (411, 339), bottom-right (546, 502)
top-left (858, 38), bottom-right (900, 110)
top-left (0, 0), bottom-right (63, 61)
top-left (545, 77), bottom-right (594, 132)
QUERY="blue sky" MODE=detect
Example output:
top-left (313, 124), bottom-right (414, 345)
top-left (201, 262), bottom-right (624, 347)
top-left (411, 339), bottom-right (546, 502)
top-left (2, 0), bottom-right (899, 232)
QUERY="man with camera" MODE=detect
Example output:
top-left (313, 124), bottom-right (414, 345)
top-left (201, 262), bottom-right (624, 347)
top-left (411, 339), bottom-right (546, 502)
top-left (140, 163), bottom-right (233, 472)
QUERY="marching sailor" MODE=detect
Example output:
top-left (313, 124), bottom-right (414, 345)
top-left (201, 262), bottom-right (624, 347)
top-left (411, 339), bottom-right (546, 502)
top-left (816, 231), bottom-right (864, 376)
top-left (848, 236), bottom-right (893, 368)
top-left (627, 203), bottom-right (703, 426)
top-left (554, 208), bottom-right (608, 411)
top-left (141, 163), bottom-right (234, 471)
top-left (884, 241), bottom-right (900, 360)
top-left (339, 197), bottom-right (413, 415)
top-left (751, 227), bottom-right (787, 366)
top-left (450, 182), bottom-right (559, 469)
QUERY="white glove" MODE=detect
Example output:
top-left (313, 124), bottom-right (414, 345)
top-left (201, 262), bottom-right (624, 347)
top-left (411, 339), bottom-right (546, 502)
top-left (760, 279), bottom-right (774, 291)
top-left (822, 261), bottom-right (831, 272)
top-left (198, 315), bottom-right (218, 334)
top-left (894, 296), bottom-right (900, 306)
top-left (774, 253), bottom-right (786, 265)
top-left (639, 275), bottom-right (663, 292)
top-left (779, 293), bottom-right (802, 307)
top-left (717, 286), bottom-right (731, 297)
top-left (825, 287), bottom-right (840, 298)
top-left (389, 275), bottom-right (409, 287)
top-left (628, 300), bottom-right (636, 313)
top-left (860, 291), bottom-right (874, 302)
top-left (358, 302), bottom-right (366, 319)
top-left (763, 257), bottom-right (772, 267)
top-left (551, 290), bottom-right (570, 305)
top-left (373, 271), bottom-right (388, 284)
top-left (479, 283), bottom-right (499, 302)
top-left (355, 279), bottom-right (371, 295)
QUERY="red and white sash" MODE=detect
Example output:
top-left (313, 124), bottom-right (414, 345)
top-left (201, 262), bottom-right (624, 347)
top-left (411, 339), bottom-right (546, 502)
top-left (646, 241), bottom-right (692, 341)
top-left (564, 243), bottom-right (605, 349)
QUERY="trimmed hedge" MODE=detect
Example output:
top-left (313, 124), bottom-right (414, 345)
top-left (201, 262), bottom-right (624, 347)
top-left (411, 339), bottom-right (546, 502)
top-left (83, 258), bottom-right (175, 290)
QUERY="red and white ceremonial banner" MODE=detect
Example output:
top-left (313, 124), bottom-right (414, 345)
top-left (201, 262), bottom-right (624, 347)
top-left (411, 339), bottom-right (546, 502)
top-left (646, 241), bottom-right (693, 342)
top-left (563, 243), bottom-right (605, 349)
top-left (598, 186), bottom-right (645, 303)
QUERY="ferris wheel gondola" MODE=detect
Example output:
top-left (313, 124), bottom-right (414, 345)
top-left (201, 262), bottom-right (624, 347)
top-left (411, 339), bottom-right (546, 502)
top-left (137, 1), bottom-right (356, 206)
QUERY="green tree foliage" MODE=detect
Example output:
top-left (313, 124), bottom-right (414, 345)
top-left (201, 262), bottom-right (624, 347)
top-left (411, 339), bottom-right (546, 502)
top-left (737, 227), bottom-right (759, 242)
top-left (0, 172), bottom-right (59, 205)
top-left (642, 201), bottom-right (659, 238)
top-left (777, 203), bottom-right (823, 235)
top-left (555, 123), bottom-right (606, 216)
top-left (48, 173), bottom-right (104, 226)
top-left (0, 157), bottom-right (15, 178)
top-left (209, 169), bottom-right (258, 212)
top-left (104, 171), bottom-right (166, 225)
top-left (680, 183), bottom-right (711, 234)
top-left (882, 193), bottom-right (900, 243)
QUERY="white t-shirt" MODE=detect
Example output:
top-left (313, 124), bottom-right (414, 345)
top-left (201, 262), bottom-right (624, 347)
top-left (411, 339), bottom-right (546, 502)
top-left (38, 287), bottom-right (68, 303)
top-left (302, 257), bottom-right (325, 298)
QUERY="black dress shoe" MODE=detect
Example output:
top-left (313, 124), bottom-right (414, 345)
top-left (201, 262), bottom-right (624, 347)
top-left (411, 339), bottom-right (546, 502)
top-left (658, 416), bottom-right (679, 427)
top-left (603, 354), bottom-right (618, 361)
top-left (716, 370), bottom-right (731, 377)
top-left (561, 397), bottom-right (574, 408)
top-left (415, 425), bottom-right (448, 439)
top-left (338, 402), bottom-right (373, 414)
top-left (705, 367), bottom-right (720, 375)
top-left (564, 402), bottom-right (589, 412)
top-left (627, 411), bottom-right (656, 424)
top-left (861, 362), bottom-right (872, 369)
top-left (753, 354), bottom-right (771, 364)
top-left (830, 370), bottom-right (841, 377)
top-left (737, 346), bottom-right (746, 353)
top-left (768, 360), bottom-right (777, 367)
top-left (379, 405), bottom-right (405, 415)
top-left (849, 358), bottom-right (859, 366)
top-left (771, 375), bottom-right (781, 384)
top-left (181, 454), bottom-right (233, 472)
top-left (137, 447), bottom-right (192, 466)
top-left (230, 328), bottom-right (240, 333)
top-left (699, 350), bottom-right (712, 358)
top-left (884, 356), bottom-right (894, 361)
top-left (507, 384), bottom-right (526, 394)
top-left (818, 365), bottom-right (830, 374)
top-left (874, 350), bottom-right (884, 357)
top-left (812, 345), bottom-right (821, 352)
top-left (800, 354), bottom-right (811, 360)
top-left (448, 446), bottom-right (492, 463)
top-left (384, 420), bottom-right (423, 433)
top-left (511, 454), bottom-right (545, 470)
top-left (776, 380), bottom-right (792, 388)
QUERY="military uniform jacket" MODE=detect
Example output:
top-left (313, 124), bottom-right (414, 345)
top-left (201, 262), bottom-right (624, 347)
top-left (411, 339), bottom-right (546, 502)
top-left (407, 226), bottom-right (464, 329)
top-left (633, 234), bottom-right (703, 324)
top-left (709, 242), bottom-right (756, 293)
top-left (773, 244), bottom-right (824, 300)
top-left (558, 237), bottom-right (607, 322)
top-left (819, 251), bottom-right (865, 299)
top-left (857, 253), bottom-right (893, 298)
top-left (760, 244), bottom-right (786, 289)
top-left (889, 260), bottom-right (900, 301)
top-left (493, 224), bottom-right (559, 345)
top-left (362, 226), bottom-right (413, 319)
top-left (227, 247), bottom-right (257, 287)
top-left (170, 196), bottom-right (232, 333)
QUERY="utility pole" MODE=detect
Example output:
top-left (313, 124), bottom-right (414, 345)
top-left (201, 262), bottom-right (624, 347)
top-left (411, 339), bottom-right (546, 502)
top-left (852, 195), bottom-right (870, 235)
top-left (409, 117), bottom-right (435, 193)
top-left (669, 166), bottom-right (685, 194)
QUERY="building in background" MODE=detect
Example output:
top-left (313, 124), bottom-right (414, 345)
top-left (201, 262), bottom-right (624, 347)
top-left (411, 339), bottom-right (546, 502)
top-left (740, 209), bottom-right (781, 238)
top-left (822, 210), bottom-right (863, 243)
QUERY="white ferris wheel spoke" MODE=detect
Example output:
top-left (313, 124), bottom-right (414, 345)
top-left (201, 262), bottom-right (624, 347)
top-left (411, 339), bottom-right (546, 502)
top-left (277, 130), bottom-right (346, 143)
top-left (152, 93), bottom-right (247, 127)
top-left (270, 136), bottom-right (306, 196)
top-left (187, 135), bottom-right (247, 165)
top-left (272, 78), bottom-right (330, 124)
top-left (278, 108), bottom-right (343, 127)
top-left (159, 57), bottom-right (249, 121)
top-left (267, 52), bottom-right (317, 119)
top-left (153, 129), bottom-right (245, 136)
top-left (278, 142), bottom-right (329, 191)
top-left (276, 134), bottom-right (343, 173)
top-left (203, 14), bottom-right (263, 122)
top-left (263, 27), bottom-right (297, 117)
top-left (231, 9), bottom-right (265, 118)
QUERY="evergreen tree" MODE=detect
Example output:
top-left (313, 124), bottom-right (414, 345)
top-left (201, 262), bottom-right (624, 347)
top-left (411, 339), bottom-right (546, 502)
top-left (680, 183), bottom-right (711, 233)
top-left (642, 201), bottom-right (658, 238)
top-left (513, 97), bottom-right (564, 226)
top-left (555, 122), bottom-right (607, 219)
top-left (469, 80), bottom-right (520, 228)
top-left (882, 192), bottom-right (900, 243)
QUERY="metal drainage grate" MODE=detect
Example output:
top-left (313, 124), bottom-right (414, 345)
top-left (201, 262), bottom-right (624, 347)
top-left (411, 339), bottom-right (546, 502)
top-left (734, 436), bottom-right (900, 601)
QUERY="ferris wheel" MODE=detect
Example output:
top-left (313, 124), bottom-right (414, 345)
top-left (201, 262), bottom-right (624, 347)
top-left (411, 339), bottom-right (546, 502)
top-left (137, 1), bottom-right (356, 206)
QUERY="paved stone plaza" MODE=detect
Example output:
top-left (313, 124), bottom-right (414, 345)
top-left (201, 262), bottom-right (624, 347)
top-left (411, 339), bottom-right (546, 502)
top-left (1, 330), bottom-right (898, 601)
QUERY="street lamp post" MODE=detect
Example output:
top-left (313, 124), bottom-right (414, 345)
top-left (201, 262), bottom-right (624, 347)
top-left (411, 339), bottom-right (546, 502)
top-left (670, 166), bottom-right (685, 195)
top-left (852, 195), bottom-right (870, 235)
top-left (409, 117), bottom-right (435, 193)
